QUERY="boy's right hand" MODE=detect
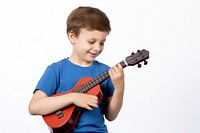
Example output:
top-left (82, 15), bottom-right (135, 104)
top-left (70, 93), bottom-right (99, 110)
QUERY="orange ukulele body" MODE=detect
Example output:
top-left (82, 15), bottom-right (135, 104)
top-left (42, 77), bottom-right (103, 133)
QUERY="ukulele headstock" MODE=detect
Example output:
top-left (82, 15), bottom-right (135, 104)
top-left (125, 49), bottom-right (149, 68)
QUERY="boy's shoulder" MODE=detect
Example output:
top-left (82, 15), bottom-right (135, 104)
top-left (47, 58), bottom-right (67, 70)
top-left (93, 60), bottom-right (111, 71)
top-left (53, 58), bottom-right (67, 65)
top-left (94, 60), bottom-right (109, 67)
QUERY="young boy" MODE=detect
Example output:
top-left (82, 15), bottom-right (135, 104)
top-left (29, 6), bottom-right (125, 133)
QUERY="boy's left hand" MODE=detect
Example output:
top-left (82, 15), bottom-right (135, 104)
top-left (108, 64), bottom-right (124, 90)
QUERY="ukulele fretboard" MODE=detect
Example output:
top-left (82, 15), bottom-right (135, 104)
top-left (74, 60), bottom-right (127, 93)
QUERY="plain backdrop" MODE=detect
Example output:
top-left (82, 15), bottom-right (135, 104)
top-left (0, 0), bottom-right (200, 133)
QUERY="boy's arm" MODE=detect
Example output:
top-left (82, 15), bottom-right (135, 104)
top-left (105, 64), bottom-right (125, 121)
top-left (28, 90), bottom-right (98, 115)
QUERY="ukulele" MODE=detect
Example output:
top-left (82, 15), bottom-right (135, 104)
top-left (42, 49), bottom-right (149, 133)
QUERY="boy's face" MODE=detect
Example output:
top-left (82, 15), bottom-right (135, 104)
top-left (69, 28), bottom-right (109, 66)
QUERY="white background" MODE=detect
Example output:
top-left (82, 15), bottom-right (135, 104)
top-left (0, 0), bottom-right (200, 133)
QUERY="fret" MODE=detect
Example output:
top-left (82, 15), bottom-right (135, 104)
top-left (120, 60), bottom-right (127, 68)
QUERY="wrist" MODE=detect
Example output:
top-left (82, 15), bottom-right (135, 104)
top-left (66, 92), bottom-right (77, 105)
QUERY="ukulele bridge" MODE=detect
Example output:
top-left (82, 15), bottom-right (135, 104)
top-left (56, 110), bottom-right (64, 119)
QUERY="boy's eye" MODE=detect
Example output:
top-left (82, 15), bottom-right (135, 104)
top-left (88, 41), bottom-right (95, 44)
top-left (87, 40), bottom-right (105, 46)
top-left (100, 42), bottom-right (104, 46)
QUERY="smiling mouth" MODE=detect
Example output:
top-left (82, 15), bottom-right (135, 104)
top-left (88, 52), bottom-right (98, 57)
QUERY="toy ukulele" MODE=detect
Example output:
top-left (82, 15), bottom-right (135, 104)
top-left (42, 49), bottom-right (150, 133)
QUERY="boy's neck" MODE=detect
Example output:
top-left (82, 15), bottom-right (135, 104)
top-left (68, 56), bottom-right (94, 67)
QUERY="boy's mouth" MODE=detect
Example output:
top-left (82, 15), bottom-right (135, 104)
top-left (89, 52), bottom-right (97, 55)
top-left (88, 51), bottom-right (98, 57)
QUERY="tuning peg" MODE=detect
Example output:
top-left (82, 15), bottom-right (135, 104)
top-left (131, 52), bottom-right (135, 55)
top-left (137, 50), bottom-right (140, 52)
top-left (144, 60), bottom-right (148, 65)
top-left (137, 64), bottom-right (142, 68)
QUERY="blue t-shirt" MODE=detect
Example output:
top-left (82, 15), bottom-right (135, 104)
top-left (35, 58), bottom-right (114, 133)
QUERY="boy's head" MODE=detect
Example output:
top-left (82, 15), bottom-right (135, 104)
top-left (66, 6), bottom-right (111, 36)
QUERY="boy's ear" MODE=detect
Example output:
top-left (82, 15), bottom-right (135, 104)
top-left (67, 31), bottom-right (76, 44)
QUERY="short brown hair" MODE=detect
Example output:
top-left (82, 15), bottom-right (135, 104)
top-left (66, 6), bottom-right (111, 36)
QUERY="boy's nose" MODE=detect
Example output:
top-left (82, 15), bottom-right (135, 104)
top-left (93, 43), bottom-right (101, 51)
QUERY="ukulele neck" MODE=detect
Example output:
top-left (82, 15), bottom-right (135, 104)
top-left (74, 60), bottom-right (127, 93)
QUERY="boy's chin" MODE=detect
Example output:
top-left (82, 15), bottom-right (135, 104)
top-left (85, 58), bottom-right (96, 63)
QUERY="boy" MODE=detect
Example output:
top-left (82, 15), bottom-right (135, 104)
top-left (29, 6), bottom-right (125, 133)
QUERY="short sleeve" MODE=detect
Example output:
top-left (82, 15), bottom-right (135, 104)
top-left (106, 78), bottom-right (114, 97)
top-left (100, 77), bottom-right (114, 98)
top-left (34, 65), bottom-right (60, 96)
